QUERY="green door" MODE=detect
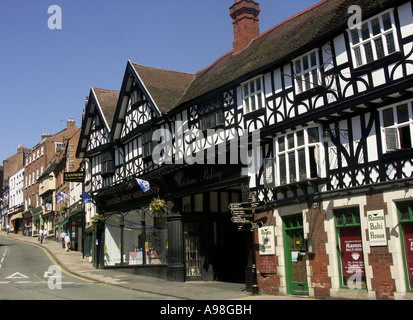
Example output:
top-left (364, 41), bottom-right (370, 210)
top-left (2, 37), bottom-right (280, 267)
top-left (283, 215), bottom-right (309, 296)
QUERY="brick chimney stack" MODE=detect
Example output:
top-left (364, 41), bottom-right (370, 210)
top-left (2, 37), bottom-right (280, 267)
top-left (230, 0), bottom-right (260, 53)
top-left (67, 118), bottom-right (75, 128)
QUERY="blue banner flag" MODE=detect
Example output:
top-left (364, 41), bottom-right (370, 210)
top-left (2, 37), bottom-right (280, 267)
top-left (82, 191), bottom-right (92, 204)
top-left (56, 194), bottom-right (63, 203)
top-left (136, 178), bottom-right (150, 192)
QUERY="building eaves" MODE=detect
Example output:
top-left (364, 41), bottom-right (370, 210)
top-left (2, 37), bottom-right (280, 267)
top-left (92, 88), bottom-right (119, 130)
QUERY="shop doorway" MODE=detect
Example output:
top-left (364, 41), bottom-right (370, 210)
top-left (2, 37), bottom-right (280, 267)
top-left (283, 214), bottom-right (309, 295)
top-left (184, 216), bottom-right (248, 282)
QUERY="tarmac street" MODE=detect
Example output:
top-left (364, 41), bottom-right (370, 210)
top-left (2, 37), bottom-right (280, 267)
top-left (0, 231), bottom-right (310, 301)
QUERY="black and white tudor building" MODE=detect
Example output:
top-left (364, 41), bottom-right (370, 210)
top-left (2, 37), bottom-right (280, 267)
top-left (77, 0), bottom-right (413, 299)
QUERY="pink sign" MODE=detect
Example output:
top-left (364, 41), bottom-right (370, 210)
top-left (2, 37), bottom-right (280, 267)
top-left (340, 227), bottom-right (365, 277)
top-left (259, 255), bottom-right (277, 274)
top-left (403, 223), bottom-right (413, 280)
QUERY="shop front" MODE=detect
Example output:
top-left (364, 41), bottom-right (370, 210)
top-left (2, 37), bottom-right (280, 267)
top-left (95, 164), bottom-right (250, 284)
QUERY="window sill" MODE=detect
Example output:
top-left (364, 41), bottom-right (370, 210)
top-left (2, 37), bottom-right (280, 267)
top-left (244, 108), bottom-right (265, 120)
top-left (294, 85), bottom-right (324, 100)
top-left (351, 51), bottom-right (402, 76)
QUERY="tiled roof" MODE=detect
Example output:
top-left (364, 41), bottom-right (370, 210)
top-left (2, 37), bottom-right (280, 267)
top-left (131, 63), bottom-right (195, 113)
top-left (92, 88), bottom-right (119, 129)
top-left (175, 0), bottom-right (398, 107)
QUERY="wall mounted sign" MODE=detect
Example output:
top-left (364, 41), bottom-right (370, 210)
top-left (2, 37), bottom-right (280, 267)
top-left (259, 255), bottom-right (277, 274)
top-left (403, 223), bottom-right (413, 283)
top-left (367, 209), bottom-right (387, 246)
top-left (258, 226), bottom-right (276, 255)
top-left (340, 227), bottom-right (365, 278)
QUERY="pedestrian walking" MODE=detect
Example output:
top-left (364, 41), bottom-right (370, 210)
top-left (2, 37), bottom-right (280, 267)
top-left (60, 232), bottom-right (66, 248)
top-left (39, 229), bottom-right (43, 243)
top-left (64, 233), bottom-right (71, 252)
top-left (6, 225), bottom-right (9, 235)
top-left (43, 229), bottom-right (47, 242)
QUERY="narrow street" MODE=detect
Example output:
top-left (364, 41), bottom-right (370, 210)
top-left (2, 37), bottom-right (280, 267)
top-left (0, 236), bottom-right (178, 300)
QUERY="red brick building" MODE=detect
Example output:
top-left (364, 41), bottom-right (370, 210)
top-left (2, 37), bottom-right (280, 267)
top-left (23, 119), bottom-right (78, 235)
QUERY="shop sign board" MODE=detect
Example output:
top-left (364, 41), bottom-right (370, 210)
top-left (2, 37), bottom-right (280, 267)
top-left (64, 171), bottom-right (84, 182)
top-left (258, 226), bottom-right (276, 255)
top-left (403, 223), bottom-right (413, 282)
top-left (259, 255), bottom-right (277, 274)
top-left (367, 210), bottom-right (387, 246)
top-left (340, 227), bottom-right (365, 278)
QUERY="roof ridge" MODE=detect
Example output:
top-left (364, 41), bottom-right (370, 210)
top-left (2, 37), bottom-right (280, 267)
top-left (131, 62), bottom-right (195, 76)
top-left (255, 0), bottom-right (327, 41)
top-left (92, 87), bottom-right (120, 93)
top-left (195, 0), bottom-right (327, 76)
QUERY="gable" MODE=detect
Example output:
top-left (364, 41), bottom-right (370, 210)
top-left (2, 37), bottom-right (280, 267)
top-left (112, 60), bottom-right (195, 142)
top-left (76, 88), bottom-right (119, 158)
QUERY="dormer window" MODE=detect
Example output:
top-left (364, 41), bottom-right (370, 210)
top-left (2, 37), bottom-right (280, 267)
top-left (349, 11), bottom-right (398, 68)
top-left (294, 50), bottom-right (320, 94)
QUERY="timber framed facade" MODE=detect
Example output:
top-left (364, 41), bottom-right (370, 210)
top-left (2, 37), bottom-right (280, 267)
top-left (77, 0), bottom-right (413, 299)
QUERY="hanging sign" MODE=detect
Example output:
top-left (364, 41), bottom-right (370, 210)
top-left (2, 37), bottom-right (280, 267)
top-left (367, 210), bottom-right (387, 246)
top-left (64, 171), bottom-right (84, 182)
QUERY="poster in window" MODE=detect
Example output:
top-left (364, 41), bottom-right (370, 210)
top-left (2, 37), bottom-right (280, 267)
top-left (403, 223), bottom-right (413, 281)
top-left (339, 227), bottom-right (365, 277)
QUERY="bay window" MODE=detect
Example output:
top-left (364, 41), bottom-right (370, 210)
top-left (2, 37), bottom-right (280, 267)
top-left (274, 127), bottom-right (322, 186)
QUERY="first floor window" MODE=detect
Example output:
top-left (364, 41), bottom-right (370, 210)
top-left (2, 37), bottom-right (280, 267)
top-left (274, 127), bottom-right (322, 186)
top-left (381, 102), bottom-right (413, 151)
top-left (198, 98), bottom-right (224, 130)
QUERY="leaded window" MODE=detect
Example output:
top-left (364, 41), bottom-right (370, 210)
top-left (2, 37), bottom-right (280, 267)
top-left (293, 50), bottom-right (320, 94)
top-left (349, 11), bottom-right (398, 68)
top-left (274, 127), bottom-right (322, 186)
top-left (381, 102), bottom-right (413, 152)
top-left (242, 76), bottom-right (264, 113)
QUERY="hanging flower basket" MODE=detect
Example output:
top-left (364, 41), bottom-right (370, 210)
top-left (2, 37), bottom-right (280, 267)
top-left (150, 198), bottom-right (168, 229)
top-left (91, 214), bottom-right (105, 228)
top-left (149, 198), bottom-right (168, 216)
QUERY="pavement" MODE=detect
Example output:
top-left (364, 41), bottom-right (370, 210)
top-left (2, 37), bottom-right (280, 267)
top-left (0, 231), bottom-right (312, 301)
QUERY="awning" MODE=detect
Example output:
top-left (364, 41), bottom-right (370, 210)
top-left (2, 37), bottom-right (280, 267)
top-left (10, 212), bottom-right (23, 221)
top-left (57, 219), bottom-right (68, 228)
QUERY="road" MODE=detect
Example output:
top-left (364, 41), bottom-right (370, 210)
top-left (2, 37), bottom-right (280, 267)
top-left (0, 236), bottom-right (178, 300)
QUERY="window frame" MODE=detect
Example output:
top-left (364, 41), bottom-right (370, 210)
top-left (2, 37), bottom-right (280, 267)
top-left (293, 49), bottom-right (321, 94)
top-left (242, 76), bottom-right (265, 114)
top-left (380, 101), bottom-right (413, 152)
top-left (198, 98), bottom-right (224, 131)
top-left (273, 127), bottom-right (323, 186)
top-left (348, 10), bottom-right (399, 68)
